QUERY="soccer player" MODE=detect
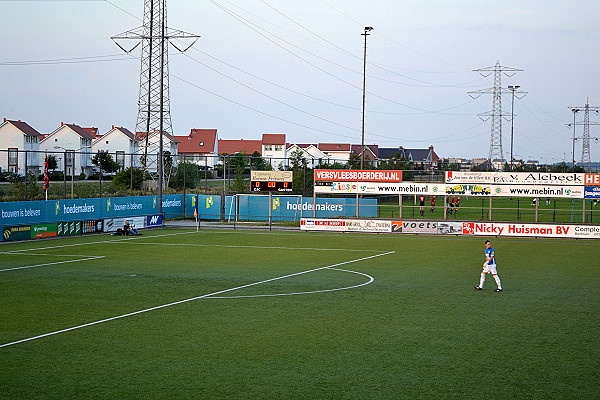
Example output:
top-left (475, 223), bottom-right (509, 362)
top-left (430, 195), bottom-right (436, 213)
top-left (474, 240), bottom-right (502, 292)
top-left (454, 196), bottom-right (461, 215)
top-left (419, 195), bottom-right (425, 216)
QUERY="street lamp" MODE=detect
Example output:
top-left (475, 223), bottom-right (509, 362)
top-left (360, 26), bottom-right (373, 171)
top-left (508, 85), bottom-right (520, 171)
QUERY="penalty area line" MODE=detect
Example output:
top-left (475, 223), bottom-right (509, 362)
top-left (0, 250), bottom-right (395, 348)
top-left (0, 256), bottom-right (105, 272)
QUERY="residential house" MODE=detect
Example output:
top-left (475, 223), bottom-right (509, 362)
top-left (285, 143), bottom-right (330, 168)
top-left (351, 144), bottom-right (379, 168)
top-left (261, 133), bottom-right (286, 168)
top-left (40, 122), bottom-right (96, 177)
top-left (218, 139), bottom-right (262, 156)
top-left (93, 126), bottom-right (140, 169)
top-left (378, 145), bottom-right (440, 170)
top-left (317, 143), bottom-right (352, 164)
top-left (174, 129), bottom-right (219, 169)
top-left (0, 118), bottom-right (42, 174)
top-left (136, 130), bottom-right (180, 173)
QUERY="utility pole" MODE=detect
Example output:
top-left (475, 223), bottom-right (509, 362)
top-left (468, 61), bottom-right (523, 170)
top-left (568, 100), bottom-right (600, 171)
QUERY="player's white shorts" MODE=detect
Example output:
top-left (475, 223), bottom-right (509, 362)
top-left (482, 263), bottom-right (498, 275)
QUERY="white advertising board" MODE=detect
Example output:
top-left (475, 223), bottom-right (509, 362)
top-left (461, 222), bottom-right (600, 239)
top-left (491, 185), bottom-right (584, 198)
top-left (314, 182), bottom-right (443, 195)
top-left (446, 171), bottom-right (584, 186)
top-left (251, 170), bottom-right (293, 182)
top-left (301, 218), bottom-right (600, 239)
top-left (300, 218), bottom-right (391, 233)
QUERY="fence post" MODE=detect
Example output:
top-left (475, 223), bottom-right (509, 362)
top-left (582, 199), bottom-right (586, 223)
top-left (488, 196), bottom-right (493, 221)
top-left (399, 194), bottom-right (402, 219)
top-left (24, 150), bottom-right (28, 201)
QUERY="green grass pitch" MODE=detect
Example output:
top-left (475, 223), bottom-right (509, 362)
top-left (1, 229), bottom-right (598, 399)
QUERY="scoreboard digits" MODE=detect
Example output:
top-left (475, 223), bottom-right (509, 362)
top-left (252, 181), bottom-right (293, 192)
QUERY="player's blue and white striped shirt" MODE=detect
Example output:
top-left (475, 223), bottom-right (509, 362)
top-left (484, 247), bottom-right (496, 266)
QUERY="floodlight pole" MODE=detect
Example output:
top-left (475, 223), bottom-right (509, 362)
top-left (571, 108), bottom-right (580, 168)
top-left (360, 26), bottom-right (373, 171)
top-left (508, 85), bottom-right (519, 171)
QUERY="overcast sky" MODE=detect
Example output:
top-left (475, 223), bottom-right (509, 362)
top-left (2, 0), bottom-right (599, 162)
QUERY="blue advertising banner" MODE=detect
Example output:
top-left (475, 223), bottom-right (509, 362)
top-left (185, 194), bottom-right (221, 219)
top-left (584, 186), bottom-right (600, 199)
top-left (0, 195), bottom-right (184, 230)
top-left (223, 195), bottom-right (377, 221)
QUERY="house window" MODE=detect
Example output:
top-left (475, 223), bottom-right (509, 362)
top-left (199, 142), bottom-right (204, 146)
top-left (8, 148), bottom-right (18, 172)
top-left (275, 145), bottom-right (282, 151)
top-left (116, 151), bottom-right (125, 169)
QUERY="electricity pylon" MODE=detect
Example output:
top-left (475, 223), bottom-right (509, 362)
top-left (468, 61), bottom-right (522, 170)
top-left (111, 0), bottom-right (199, 177)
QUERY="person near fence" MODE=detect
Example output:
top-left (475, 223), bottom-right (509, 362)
top-left (419, 195), bottom-right (425, 216)
top-left (430, 195), bottom-right (436, 213)
top-left (474, 240), bottom-right (503, 292)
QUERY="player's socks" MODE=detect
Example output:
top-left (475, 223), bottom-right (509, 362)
top-left (479, 273), bottom-right (486, 288)
top-left (494, 275), bottom-right (502, 290)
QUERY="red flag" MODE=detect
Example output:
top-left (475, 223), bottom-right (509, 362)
top-left (193, 207), bottom-right (198, 219)
top-left (43, 155), bottom-right (49, 191)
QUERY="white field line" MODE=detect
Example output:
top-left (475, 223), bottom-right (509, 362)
top-left (0, 251), bottom-right (395, 348)
top-left (208, 267), bottom-right (375, 299)
top-left (0, 256), bottom-right (105, 272)
top-left (125, 242), bottom-right (388, 253)
top-left (0, 231), bottom-right (196, 253)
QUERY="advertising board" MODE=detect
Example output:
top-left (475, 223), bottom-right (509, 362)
top-left (300, 218), bottom-right (347, 232)
top-left (2, 225), bottom-right (32, 241)
top-left (492, 185), bottom-right (584, 198)
top-left (391, 220), bottom-right (438, 234)
top-left (31, 223), bottom-right (57, 239)
top-left (300, 218), bottom-right (391, 233)
top-left (446, 171), bottom-right (584, 185)
top-left (584, 186), bottom-right (600, 199)
top-left (58, 221), bottom-right (82, 236)
top-left (146, 215), bottom-right (164, 228)
top-left (314, 169), bottom-right (402, 182)
top-left (461, 222), bottom-right (600, 239)
top-left (314, 182), bottom-right (442, 195)
top-left (251, 170), bottom-right (293, 182)
top-left (584, 174), bottom-right (600, 185)
top-left (104, 216), bottom-right (146, 232)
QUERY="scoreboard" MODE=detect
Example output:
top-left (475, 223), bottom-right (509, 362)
top-left (250, 170), bottom-right (293, 192)
top-left (252, 180), bottom-right (293, 192)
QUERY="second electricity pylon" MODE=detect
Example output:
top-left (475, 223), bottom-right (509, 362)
top-left (568, 100), bottom-right (600, 171)
top-left (111, 0), bottom-right (199, 176)
top-left (468, 61), bottom-right (522, 170)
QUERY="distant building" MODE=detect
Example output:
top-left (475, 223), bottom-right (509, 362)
top-left (93, 126), bottom-right (140, 169)
top-left (40, 122), bottom-right (96, 177)
top-left (261, 133), bottom-right (287, 168)
top-left (0, 118), bottom-right (42, 174)
top-left (378, 145), bottom-right (440, 170)
top-left (286, 143), bottom-right (331, 168)
top-left (317, 143), bottom-right (352, 163)
top-left (175, 129), bottom-right (219, 169)
top-left (218, 139), bottom-right (262, 155)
